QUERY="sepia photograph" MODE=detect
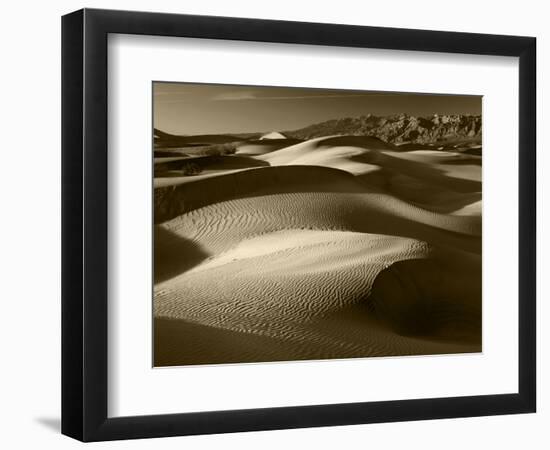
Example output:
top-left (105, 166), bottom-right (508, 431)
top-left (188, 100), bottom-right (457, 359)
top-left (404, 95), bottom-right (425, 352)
top-left (153, 82), bottom-right (482, 367)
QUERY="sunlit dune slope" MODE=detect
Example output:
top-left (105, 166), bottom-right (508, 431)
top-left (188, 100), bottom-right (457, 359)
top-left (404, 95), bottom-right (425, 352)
top-left (235, 138), bottom-right (301, 155)
top-left (153, 135), bottom-right (482, 366)
top-left (259, 131), bottom-right (288, 140)
top-left (258, 135), bottom-right (480, 189)
top-left (254, 135), bottom-right (482, 215)
top-left (154, 165), bottom-right (480, 240)
top-left (155, 229), bottom-right (479, 366)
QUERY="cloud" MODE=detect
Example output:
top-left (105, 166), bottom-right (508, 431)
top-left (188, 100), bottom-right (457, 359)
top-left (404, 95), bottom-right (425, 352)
top-left (258, 94), bottom-right (379, 100)
top-left (155, 88), bottom-right (406, 104)
top-left (211, 91), bottom-right (259, 101)
top-left (155, 91), bottom-right (190, 96)
top-left (211, 92), bottom-right (399, 101)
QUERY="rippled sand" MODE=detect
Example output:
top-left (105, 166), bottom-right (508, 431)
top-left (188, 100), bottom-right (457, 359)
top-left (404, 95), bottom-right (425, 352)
top-left (154, 135), bottom-right (482, 366)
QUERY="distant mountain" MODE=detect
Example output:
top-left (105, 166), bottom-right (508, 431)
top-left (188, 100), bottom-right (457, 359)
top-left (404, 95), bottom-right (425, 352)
top-left (285, 114), bottom-right (481, 144)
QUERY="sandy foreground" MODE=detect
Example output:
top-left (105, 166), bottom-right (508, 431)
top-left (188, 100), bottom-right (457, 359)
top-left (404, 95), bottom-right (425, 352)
top-left (153, 135), bottom-right (482, 366)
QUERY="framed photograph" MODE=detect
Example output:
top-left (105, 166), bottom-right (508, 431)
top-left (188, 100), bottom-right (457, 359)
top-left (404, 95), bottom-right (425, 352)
top-left (62, 8), bottom-right (536, 441)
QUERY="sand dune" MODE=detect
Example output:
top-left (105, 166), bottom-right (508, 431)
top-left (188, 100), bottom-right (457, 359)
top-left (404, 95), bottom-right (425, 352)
top-left (259, 131), bottom-right (288, 140)
top-left (154, 134), bottom-right (482, 366)
top-left (154, 165), bottom-right (481, 240)
top-left (258, 135), bottom-right (480, 189)
top-left (257, 135), bottom-right (394, 167)
top-left (452, 200), bottom-right (482, 216)
top-left (154, 130), bottom-right (243, 148)
top-left (235, 138), bottom-right (301, 155)
top-left (394, 142), bottom-right (438, 151)
top-left (154, 154), bottom-right (271, 187)
top-left (254, 135), bottom-right (482, 214)
top-left (155, 229), bottom-right (479, 365)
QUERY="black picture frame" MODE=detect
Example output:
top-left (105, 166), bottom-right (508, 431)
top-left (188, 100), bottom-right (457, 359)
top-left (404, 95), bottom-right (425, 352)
top-left (61, 8), bottom-right (536, 442)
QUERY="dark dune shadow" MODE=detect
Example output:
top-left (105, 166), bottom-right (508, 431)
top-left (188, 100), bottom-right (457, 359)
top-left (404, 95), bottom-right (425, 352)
top-left (351, 152), bottom-right (481, 193)
top-left (358, 169), bottom-right (482, 214)
top-left (154, 150), bottom-right (191, 158)
top-left (155, 163), bottom-right (470, 225)
top-left (316, 135), bottom-right (395, 150)
top-left (236, 138), bottom-right (302, 151)
top-left (439, 157), bottom-right (482, 166)
top-left (154, 227), bottom-right (210, 284)
top-left (393, 143), bottom-right (437, 151)
top-left (155, 155), bottom-right (269, 178)
top-left (200, 155), bottom-right (270, 170)
top-left (364, 210), bottom-right (481, 253)
top-left (155, 155), bottom-right (480, 220)
top-left (155, 293), bottom-right (480, 367)
top-left (154, 170), bottom-right (199, 179)
top-left (154, 165), bottom-right (364, 223)
top-left (154, 130), bottom-right (242, 147)
top-left (461, 147), bottom-right (482, 156)
top-left (154, 317), bottom-right (307, 366)
top-left (305, 300), bottom-right (480, 356)
top-left (367, 258), bottom-right (481, 343)
top-left (154, 165), bottom-right (481, 251)
top-left (414, 193), bottom-right (482, 214)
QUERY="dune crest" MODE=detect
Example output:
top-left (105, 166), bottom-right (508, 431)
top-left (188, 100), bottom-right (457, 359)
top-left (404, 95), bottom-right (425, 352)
top-left (259, 131), bottom-right (288, 140)
top-left (155, 228), bottom-right (479, 366)
top-left (154, 128), bottom-right (482, 366)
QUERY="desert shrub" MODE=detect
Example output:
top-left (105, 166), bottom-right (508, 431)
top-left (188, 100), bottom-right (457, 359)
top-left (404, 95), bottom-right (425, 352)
top-left (177, 142), bottom-right (239, 156)
top-left (181, 162), bottom-right (202, 176)
top-left (201, 142), bottom-right (239, 156)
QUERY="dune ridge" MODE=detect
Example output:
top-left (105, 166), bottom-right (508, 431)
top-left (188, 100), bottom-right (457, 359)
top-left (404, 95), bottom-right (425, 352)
top-left (154, 133), bottom-right (482, 366)
top-left (155, 229), bottom-right (479, 366)
top-left (155, 165), bottom-right (480, 239)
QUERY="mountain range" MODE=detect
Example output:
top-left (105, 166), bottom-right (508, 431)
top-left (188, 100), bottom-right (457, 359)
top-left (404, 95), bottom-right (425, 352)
top-left (284, 113), bottom-right (481, 144)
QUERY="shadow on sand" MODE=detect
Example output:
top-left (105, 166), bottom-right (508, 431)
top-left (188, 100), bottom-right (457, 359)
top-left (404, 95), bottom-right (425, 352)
top-left (154, 317), bottom-right (306, 366)
top-left (367, 258), bottom-right (481, 342)
top-left (154, 227), bottom-right (210, 283)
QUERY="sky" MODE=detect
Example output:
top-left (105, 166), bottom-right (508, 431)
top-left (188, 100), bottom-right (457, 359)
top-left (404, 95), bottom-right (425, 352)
top-left (154, 82), bottom-right (482, 135)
